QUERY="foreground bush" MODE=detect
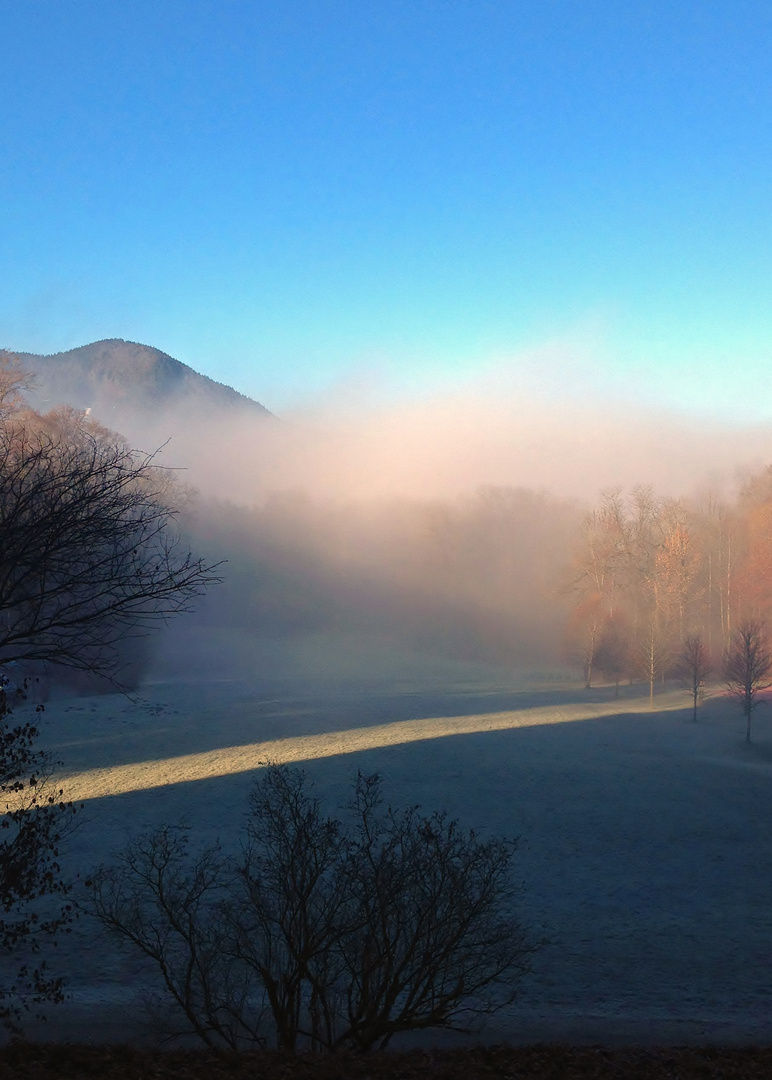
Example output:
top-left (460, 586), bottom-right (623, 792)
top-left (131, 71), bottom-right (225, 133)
top-left (90, 765), bottom-right (535, 1051)
top-left (0, 679), bottom-right (80, 1036)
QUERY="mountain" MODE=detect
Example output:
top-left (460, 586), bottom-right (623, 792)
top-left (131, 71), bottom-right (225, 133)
top-left (12, 338), bottom-right (272, 421)
top-left (5, 339), bottom-right (275, 474)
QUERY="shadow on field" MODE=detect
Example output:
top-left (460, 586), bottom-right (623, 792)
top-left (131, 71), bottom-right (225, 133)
top-left (47, 676), bottom-right (693, 777)
top-left (30, 684), bottom-right (772, 1049)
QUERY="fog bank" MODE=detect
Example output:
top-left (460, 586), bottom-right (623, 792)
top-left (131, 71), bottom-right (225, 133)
top-left (41, 347), bottom-right (772, 681)
top-left (137, 386), bottom-right (769, 509)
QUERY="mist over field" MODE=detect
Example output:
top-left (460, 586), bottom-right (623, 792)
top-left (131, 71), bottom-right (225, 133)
top-left (20, 360), bottom-right (765, 690)
top-left (12, 344), bottom-right (772, 1047)
top-left (131, 370), bottom-right (772, 683)
top-left (13, 339), bottom-right (772, 685)
top-left (151, 382), bottom-right (768, 507)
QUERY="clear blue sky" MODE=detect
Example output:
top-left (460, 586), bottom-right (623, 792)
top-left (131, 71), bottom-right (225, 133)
top-left (2, 1), bottom-right (771, 415)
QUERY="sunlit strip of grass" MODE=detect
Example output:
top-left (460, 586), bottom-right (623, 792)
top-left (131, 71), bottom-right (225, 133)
top-left (55, 693), bottom-right (686, 804)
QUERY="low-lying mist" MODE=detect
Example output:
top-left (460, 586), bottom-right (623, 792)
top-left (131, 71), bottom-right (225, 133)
top-left (126, 369), bottom-right (771, 685)
top-left (144, 388), bottom-right (770, 507)
top-left (180, 485), bottom-right (580, 673)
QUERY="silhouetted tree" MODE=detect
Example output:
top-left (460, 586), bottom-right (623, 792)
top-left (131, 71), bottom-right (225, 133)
top-left (674, 634), bottom-right (712, 721)
top-left (564, 594), bottom-right (603, 688)
top-left (90, 765), bottom-right (536, 1052)
top-left (723, 620), bottom-right (772, 742)
top-left (0, 419), bottom-right (220, 679)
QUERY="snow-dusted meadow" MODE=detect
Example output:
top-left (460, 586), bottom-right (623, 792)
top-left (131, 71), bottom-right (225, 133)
top-left (22, 629), bottom-right (772, 1046)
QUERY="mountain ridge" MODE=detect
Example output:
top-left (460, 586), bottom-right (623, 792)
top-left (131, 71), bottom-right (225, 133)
top-left (9, 338), bottom-right (273, 419)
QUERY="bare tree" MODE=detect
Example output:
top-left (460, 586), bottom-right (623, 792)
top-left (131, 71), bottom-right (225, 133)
top-left (563, 593), bottom-right (603, 688)
top-left (674, 634), bottom-right (712, 721)
top-left (723, 620), bottom-right (772, 742)
top-left (0, 354), bottom-right (30, 415)
top-left (89, 765), bottom-right (536, 1052)
top-left (334, 773), bottom-right (532, 1051)
top-left (88, 825), bottom-right (263, 1049)
top-left (638, 613), bottom-right (672, 709)
top-left (234, 765), bottom-right (350, 1051)
top-left (0, 417), bottom-right (220, 679)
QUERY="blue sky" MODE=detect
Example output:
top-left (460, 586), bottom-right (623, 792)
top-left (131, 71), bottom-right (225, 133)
top-left (2, 1), bottom-right (771, 415)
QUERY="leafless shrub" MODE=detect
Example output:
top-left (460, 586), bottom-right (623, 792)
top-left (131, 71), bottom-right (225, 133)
top-left (89, 826), bottom-right (265, 1049)
top-left (89, 765), bottom-right (536, 1051)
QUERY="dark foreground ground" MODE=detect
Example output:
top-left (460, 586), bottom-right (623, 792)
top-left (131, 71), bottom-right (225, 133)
top-left (5, 1044), bottom-right (772, 1079)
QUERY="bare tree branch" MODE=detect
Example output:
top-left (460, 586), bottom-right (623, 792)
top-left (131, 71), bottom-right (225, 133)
top-left (89, 765), bottom-right (537, 1052)
top-left (0, 417), bottom-right (221, 680)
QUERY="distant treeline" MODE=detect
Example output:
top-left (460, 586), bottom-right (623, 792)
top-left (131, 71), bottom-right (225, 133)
top-left (564, 474), bottom-right (772, 688)
top-left (186, 466), bottom-right (772, 681)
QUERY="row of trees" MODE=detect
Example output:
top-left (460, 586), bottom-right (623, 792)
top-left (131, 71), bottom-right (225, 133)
top-left (563, 482), bottom-right (772, 703)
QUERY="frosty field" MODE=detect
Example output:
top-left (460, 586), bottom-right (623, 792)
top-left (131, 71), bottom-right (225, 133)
top-left (20, 630), bottom-right (772, 1047)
